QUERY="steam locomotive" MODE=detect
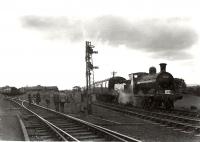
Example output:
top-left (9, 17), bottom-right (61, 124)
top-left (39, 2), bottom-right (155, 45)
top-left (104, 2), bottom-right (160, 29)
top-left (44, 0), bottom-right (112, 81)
top-left (93, 63), bottom-right (183, 110)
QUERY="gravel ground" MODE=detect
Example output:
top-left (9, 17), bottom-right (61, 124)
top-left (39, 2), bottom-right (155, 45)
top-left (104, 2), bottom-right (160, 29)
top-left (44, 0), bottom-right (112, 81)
top-left (0, 95), bottom-right (24, 141)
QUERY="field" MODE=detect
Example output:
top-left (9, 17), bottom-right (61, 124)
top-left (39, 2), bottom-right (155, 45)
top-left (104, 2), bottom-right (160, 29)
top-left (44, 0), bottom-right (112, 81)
top-left (175, 94), bottom-right (200, 111)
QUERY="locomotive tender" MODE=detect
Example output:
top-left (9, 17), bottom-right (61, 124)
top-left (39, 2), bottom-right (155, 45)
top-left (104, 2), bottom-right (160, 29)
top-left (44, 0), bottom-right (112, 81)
top-left (93, 63), bottom-right (183, 110)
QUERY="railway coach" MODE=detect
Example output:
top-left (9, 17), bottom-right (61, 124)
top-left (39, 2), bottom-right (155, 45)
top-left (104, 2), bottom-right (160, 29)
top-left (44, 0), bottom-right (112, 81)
top-left (0, 86), bottom-right (21, 96)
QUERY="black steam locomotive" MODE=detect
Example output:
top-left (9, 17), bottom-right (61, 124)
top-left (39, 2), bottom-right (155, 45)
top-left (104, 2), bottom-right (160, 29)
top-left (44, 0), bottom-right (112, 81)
top-left (93, 63), bottom-right (183, 110)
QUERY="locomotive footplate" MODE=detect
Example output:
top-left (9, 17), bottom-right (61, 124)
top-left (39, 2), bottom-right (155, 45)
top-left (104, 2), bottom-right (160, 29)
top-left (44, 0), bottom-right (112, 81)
top-left (134, 94), bottom-right (182, 100)
top-left (154, 94), bottom-right (183, 101)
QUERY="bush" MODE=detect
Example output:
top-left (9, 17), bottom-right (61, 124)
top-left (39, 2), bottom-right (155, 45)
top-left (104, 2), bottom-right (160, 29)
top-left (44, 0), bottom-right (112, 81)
top-left (186, 85), bottom-right (200, 96)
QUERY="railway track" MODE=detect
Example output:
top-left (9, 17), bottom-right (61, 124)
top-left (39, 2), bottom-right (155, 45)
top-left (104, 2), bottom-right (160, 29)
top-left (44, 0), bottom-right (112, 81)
top-left (93, 102), bottom-right (200, 136)
top-left (155, 108), bottom-right (200, 118)
top-left (9, 98), bottom-right (141, 142)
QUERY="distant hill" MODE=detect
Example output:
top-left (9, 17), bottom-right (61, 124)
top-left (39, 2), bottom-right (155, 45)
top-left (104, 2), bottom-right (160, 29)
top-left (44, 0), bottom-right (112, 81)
top-left (186, 84), bottom-right (200, 87)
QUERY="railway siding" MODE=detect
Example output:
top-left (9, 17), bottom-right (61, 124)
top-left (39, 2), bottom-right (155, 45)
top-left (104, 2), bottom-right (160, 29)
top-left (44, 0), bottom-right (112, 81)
top-left (93, 102), bottom-right (200, 135)
top-left (90, 102), bottom-right (200, 142)
top-left (8, 98), bottom-right (141, 142)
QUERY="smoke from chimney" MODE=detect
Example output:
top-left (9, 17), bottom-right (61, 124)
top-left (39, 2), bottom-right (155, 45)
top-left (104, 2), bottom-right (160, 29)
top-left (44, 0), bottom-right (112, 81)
top-left (159, 63), bottom-right (167, 72)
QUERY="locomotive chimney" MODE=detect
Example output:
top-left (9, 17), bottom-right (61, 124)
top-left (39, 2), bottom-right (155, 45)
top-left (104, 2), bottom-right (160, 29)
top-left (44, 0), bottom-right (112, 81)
top-left (159, 63), bottom-right (167, 72)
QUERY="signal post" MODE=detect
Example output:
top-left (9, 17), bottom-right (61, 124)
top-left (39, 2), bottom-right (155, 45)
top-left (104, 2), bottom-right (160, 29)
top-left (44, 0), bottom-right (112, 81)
top-left (85, 41), bottom-right (98, 114)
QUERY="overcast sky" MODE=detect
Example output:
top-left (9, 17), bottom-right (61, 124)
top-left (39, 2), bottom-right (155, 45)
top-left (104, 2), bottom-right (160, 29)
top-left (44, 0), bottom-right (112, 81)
top-left (0, 0), bottom-right (200, 89)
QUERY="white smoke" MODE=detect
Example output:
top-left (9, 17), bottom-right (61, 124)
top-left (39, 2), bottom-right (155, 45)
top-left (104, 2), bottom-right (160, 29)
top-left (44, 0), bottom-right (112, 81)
top-left (118, 90), bottom-right (133, 104)
top-left (114, 83), bottom-right (133, 105)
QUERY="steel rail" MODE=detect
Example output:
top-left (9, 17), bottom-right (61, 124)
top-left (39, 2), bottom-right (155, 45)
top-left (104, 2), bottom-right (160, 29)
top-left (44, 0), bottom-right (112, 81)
top-left (156, 108), bottom-right (200, 118)
top-left (9, 98), bottom-right (79, 141)
top-left (28, 101), bottom-right (141, 142)
top-left (17, 97), bottom-right (142, 142)
top-left (93, 102), bottom-right (200, 134)
top-left (96, 102), bottom-right (200, 124)
top-left (21, 100), bottom-right (80, 142)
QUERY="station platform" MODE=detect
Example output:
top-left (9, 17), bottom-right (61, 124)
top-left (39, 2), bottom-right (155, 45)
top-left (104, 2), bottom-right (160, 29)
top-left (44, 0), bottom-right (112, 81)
top-left (0, 95), bottom-right (25, 141)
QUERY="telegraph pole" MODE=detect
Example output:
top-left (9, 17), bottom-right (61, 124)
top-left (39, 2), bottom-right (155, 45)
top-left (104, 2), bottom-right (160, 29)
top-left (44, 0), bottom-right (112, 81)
top-left (85, 41), bottom-right (98, 114)
top-left (112, 71), bottom-right (117, 78)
